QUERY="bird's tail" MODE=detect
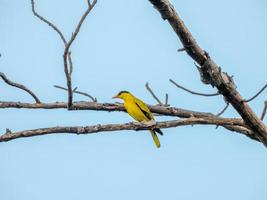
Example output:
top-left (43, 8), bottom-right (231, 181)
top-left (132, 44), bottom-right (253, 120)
top-left (150, 130), bottom-right (161, 148)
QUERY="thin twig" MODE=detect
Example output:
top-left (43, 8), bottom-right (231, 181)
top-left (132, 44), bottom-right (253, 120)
top-left (243, 83), bottom-right (267, 103)
top-left (0, 72), bottom-right (41, 103)
top-left (169, 79), bottom-right (219, 97)
top-left (216, 102), bottom-right (229, 117)
top-left (30, 0), bottom-right (67, 46)
top-left (177, 47), bottom-right (186, 52)
top-left (145, 82), bottom-right (164, 105)
top-left (64, 0), bottom-right (97, 54)
top-left (165, 93), bottom-right (169, 105)
top-left (54, 85), bottom-right (97, 102)
top-left (261, 101), bottom-right (267, 120)
top-left (68, 52), bottom-right (73, 75)
top-left (0, 117), bottom-right (254, 142)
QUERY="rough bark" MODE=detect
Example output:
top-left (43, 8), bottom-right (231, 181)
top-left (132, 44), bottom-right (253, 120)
top-left (0, 117), bottom-right (256, 142)
top-left (148, 0), bottom-right (267, 144)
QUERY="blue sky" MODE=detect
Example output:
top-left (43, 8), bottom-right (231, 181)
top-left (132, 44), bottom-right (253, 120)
top-left (0, 0), bottom-right (267, 200)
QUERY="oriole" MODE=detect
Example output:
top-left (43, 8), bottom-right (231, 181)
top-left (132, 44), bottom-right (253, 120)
top-left (113, 91), bottom-right (163, 148)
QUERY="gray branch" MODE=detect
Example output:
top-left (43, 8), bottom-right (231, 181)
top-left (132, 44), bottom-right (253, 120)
top-left (148, 0), bottom-right (267, 145)
top-left (0, 117), bottom-right (256, 142)
top-left (31, 0), bottom-right (97, 109)
top-left (0, 72), bottom-right (40, 103)
top-left (0, 100), bottom-right (254, 140)
top-left (170, 79), bottom-right (219, 97)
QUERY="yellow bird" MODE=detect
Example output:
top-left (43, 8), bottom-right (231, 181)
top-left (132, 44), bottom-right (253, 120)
top-left (113, 91), bottom-right (163, 148)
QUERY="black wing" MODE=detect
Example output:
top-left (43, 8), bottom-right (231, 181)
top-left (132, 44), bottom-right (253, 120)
top-left (134, 102), bottom-right (153, 121)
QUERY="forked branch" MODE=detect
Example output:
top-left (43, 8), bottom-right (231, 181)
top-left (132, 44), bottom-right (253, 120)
top-left (54, 85), bottom-right (97, 102)
top-left (31, 0), bottom-right (97, 108)
top-left (148, 0), bottom-right (267, 145)
top-left (63, 0), bottom-right (97, 108)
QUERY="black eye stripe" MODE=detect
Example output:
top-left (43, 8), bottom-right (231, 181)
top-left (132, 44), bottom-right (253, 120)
top-left (118, 91), bottom-right (129, 95)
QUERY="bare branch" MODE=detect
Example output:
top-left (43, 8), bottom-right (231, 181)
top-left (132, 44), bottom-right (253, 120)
top-left (243, 83), bottom-right (267, 103)
top-left (261, 101), bottom-right (267, 120)
top-left (0, 100), bottom-right (254, 142)
top-left (169, 79), bottom-right (219, 97)
top-left (54, 85), bottom-right (97, 102)
top-left (62, 0), bottom-right (97, 108)
top-left (30, 0), bottom-right (67, 46)
top-left (165, 93), bottom-right (169, 105)
top-left (177, 47), bottom-right (186, 52)
top-left (0, 101), bottom-right (214, 118)
top-left (65, 0), bottom-right (97, 53)
top-left (31, 0), bottom-right (97, 108)
top-left (148, 0), bottom-right (267, 144)
top-left (0, 117), bottom-right (255, 142)
top-left (216, 102), bottom-right (229, 117)
top-left (145, 82), bottom-right (164, 105)
top-left (68, 52), bottom-right (73, 75)
top-left (0, 72), bottom-right (41, 103)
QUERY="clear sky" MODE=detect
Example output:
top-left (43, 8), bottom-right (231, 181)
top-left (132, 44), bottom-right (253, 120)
top-left (1, 0), bottom-right (267, 200)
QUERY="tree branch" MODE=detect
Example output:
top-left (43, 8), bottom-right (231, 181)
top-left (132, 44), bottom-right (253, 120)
top-left (145, 82), bottom-right (164, 105)
top-left (68, 52), bottom-right (74, 75)
top-left (0, 101), bottom-right (214, 118)
top-left (0, 100), bottom-right (253, 138)
top-left (261, 101), bottom-right (267, 120)
top-left (148, 0), bottom-right (267, 145)
top-left (54, 85), bottom-right (97, 102)
top-left (63, 0), bottom-right (97, 108)
top-left (31, 0), bottom-right (97, 109)
top-left (243, 83), bottom-right (267, 103)
top-left (30, 0), bottom-right (67, 45)
top-left (170, 79), bottom-right (219, 97)
top-left (0, 117), bottom-right (256, 142)
top-left (0, 72), bottom-right (41, 103)
top-left (216, 102), bottom-right (229, 117)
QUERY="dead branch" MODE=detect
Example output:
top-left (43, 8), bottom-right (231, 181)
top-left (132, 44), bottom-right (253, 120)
top-left (62, 0), bottom-right (97, 108)
top-left (31, 0), bottom-right (97, 109)
top-left (261, 101), bottom-right (267, 120)
top-left (0, 117), bottom-right (255, 142)
top-left (30, 0), bottom-right (67, 45)
top-left (0, 100), bottom-right (252, 137)
top-left (0, 101), bottom-right (214, 118)
top-left (54, 85), bottom-right (97, 102)
top-left (148, 0), bottom-right (267, 145)
top-left (169, 79), bottom-right (219, 97)
top-left (0, 0), bottom-right (263, 146)
top-left (216, 102), bottom-right (229, 117)
top-left (68, 52), bottom-right (74, 75)
top-left (0, 72), bottom-right (40, 103)
top-left (165, 93), bottom-right (169, 105)
top-left (145, 82), bottom-right (164, 105)
top-left (243, 83), bottom-right (267, 103)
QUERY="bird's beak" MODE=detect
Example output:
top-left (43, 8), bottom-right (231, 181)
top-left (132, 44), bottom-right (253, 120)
top-left (112, 95), bottom-right (119, 99)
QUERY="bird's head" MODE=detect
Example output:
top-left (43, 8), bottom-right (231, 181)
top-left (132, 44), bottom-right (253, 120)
top-left (112, 91), bottom-right (131, 100)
